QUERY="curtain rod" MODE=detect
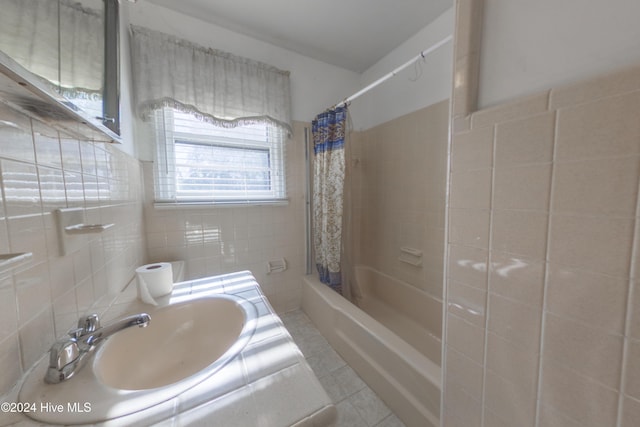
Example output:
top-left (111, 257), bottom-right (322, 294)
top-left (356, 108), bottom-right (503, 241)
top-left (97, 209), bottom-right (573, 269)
top-left (333, 35), bottom-right (453, 109)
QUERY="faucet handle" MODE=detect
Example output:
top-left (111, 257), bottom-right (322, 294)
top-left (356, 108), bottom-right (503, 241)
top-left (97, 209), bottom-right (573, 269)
top-left (48, 339), bottom-right (80, 370)
top-left (78, 313), bottom-right (100, 334)
top-left (67, 327), bottom-right (84, 339)
top-left (45, 338), bottom-right (80, 384)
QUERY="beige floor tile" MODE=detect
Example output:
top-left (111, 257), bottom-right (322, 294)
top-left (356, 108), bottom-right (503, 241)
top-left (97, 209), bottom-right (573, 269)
top-left (283, 310), bottom-right (407, 427)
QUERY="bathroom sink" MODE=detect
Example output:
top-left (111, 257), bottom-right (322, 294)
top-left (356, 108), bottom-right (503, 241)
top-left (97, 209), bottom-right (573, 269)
top-left (19, 294), bottom-right (257, 424)
top-left (94, 296), bottom-right (247, 390)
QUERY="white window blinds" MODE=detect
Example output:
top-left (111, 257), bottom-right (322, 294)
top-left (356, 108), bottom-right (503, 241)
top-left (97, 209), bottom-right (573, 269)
top-left (153, 108), bottom-right (287, 204)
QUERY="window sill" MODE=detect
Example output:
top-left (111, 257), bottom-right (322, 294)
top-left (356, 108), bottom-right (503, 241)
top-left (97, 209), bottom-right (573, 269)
top-left (153, 199), bottom-right (290, 210)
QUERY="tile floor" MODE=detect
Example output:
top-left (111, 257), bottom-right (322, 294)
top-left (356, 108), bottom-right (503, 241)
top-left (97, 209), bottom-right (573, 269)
top-left (280, 310), bottom-right (406, 427)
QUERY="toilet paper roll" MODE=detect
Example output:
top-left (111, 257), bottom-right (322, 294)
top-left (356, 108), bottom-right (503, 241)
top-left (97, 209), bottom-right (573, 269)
top-left (135, 263), bottom-right (174, 305)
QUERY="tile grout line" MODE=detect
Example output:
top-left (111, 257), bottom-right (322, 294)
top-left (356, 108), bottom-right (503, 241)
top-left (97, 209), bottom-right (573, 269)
top-left (615, 147), bottom-right (640, 427)
top-left (533, 106), bottom-right (558, 427)
top-left (479, 122), bottom-right (497, 427)
top-left (439, 82), bottom-right (455, 426)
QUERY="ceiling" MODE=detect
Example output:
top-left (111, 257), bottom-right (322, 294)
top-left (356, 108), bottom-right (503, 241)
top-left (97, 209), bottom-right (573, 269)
top-left (145, 0), bottom-right (453, 73)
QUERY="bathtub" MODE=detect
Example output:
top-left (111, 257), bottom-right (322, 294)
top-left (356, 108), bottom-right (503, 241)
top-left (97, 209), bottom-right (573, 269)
top-left (301, 266), bottom-right (442, 427)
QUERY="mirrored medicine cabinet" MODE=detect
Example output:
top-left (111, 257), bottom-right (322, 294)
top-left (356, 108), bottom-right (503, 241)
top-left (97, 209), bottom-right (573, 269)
top-left (0, 0), bottom-right (121, 142)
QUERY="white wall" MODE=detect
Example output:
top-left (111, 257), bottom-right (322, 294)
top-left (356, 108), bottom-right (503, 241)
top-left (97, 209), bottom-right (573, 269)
top-left (350, 7), bottom-right (454, 131)
top-left (479, 0), bottom-right (640, 108)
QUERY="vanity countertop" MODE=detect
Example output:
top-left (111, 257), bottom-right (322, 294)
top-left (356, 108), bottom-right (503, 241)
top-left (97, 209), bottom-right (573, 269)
top-left (0, 271), bottom-right (335, 427)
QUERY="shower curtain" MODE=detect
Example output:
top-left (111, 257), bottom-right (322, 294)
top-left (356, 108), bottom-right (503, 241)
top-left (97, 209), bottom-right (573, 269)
top-left (312, 106), bottom-right (347, 294)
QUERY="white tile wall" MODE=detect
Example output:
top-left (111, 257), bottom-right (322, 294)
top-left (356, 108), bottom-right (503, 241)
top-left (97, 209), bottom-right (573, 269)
top-left (141, 121), bottom-right (308, 313)
top-left (0, 103), bottom-right (146, 397)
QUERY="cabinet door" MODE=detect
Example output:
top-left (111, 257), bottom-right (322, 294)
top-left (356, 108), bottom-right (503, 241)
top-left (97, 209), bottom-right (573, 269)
top-left (0, 0), bottom-right (61, 92)
top-left (0, 0), bottom-right (120, 139)
top-left (58, 0), bottom-right (106, 123)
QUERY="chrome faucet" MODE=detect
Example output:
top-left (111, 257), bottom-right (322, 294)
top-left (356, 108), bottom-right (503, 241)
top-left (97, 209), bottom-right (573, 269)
top-left (45, 313), bottom-right (151, 384)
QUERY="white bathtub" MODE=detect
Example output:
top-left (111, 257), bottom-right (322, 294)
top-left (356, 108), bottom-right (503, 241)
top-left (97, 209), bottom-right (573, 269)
top-left (301, 266), bottom-right (442, 427)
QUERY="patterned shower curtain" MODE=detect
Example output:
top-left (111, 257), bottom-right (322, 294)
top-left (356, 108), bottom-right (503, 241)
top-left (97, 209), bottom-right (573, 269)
top-left (312, 106), bottom-right (347, 294)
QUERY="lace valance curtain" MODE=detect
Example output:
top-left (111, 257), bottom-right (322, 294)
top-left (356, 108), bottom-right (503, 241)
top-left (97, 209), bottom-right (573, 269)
top-left (130, 25), bottom-right (292, 133)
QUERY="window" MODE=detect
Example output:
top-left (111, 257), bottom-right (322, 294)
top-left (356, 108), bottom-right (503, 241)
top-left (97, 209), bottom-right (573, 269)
top-left (153, 108), bottom-right (287, 204)
top-left (131, 27), bottom-right (291, 205)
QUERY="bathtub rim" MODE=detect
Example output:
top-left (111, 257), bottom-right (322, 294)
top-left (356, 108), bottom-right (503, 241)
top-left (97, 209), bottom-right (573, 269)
top-left (302, 273), bottom-right (441, 389)
top-left (301, 273), bottom-right (442, 427)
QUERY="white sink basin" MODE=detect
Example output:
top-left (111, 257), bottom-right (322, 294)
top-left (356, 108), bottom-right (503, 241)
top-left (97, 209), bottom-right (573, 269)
top-left (19, 294), bottom-right (257, 425)
top-left (95, 296), bottom-right (246, 390)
